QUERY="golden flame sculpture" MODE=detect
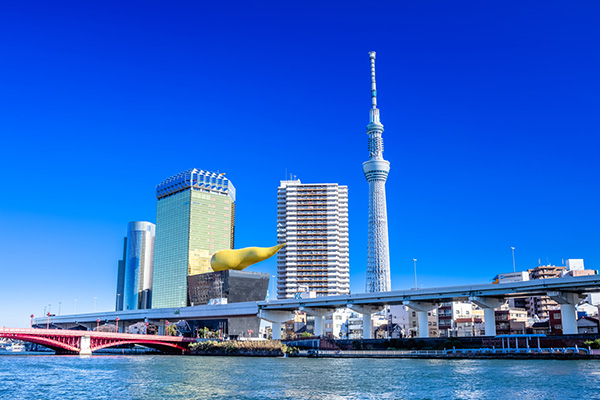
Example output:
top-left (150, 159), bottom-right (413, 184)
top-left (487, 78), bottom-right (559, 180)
top-left (210, 244), bottom-right (285, 272)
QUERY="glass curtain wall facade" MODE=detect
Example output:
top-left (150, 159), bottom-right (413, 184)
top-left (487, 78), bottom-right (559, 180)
top-left (123, 221), bottom-right (156, 310)
top-left (277, 179), bottom-right (350, 298)
top-left (152, 169), bottom-right (236, 309)
top-left (115, 237), bottom-right (127, 311)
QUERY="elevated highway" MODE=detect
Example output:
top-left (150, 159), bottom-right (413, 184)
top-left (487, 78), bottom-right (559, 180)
top-left (257, 274), bottom-right (600, 339)
top-left (35, 275), bottom-right (600, 340)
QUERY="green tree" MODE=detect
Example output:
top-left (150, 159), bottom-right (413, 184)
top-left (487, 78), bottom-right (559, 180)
top-left (166, 325), bottom-right (178, 336)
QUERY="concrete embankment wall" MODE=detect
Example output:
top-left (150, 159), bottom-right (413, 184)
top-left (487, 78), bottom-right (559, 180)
top-left (333, 334), bottom-right (600, 351)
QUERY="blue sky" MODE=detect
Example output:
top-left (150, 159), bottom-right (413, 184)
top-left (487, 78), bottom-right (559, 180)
top-left (0, 2), bottom-right (598, 327)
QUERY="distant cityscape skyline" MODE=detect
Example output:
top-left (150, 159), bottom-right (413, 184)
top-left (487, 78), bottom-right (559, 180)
top-left (1, 2), bottom-right (598, 328)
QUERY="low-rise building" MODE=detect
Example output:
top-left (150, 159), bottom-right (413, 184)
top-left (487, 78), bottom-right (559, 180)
top-left (495, 306), bottom-right (528, 335)
top-left (549, 309), bottom-right (563, 335)
top-left (284, 312), bottom-right (307, 339)
top-left (438, 302), bottom-right (472, 337)
top-left (578, 317), bottom-right (599, 334)
top-left (455, 317), bottom-right (484, 337)
top-left (346, 313), bottom-right (363, 339)
top-left (527, 265), bottom-right (565, 319)
top-left (325, 308), bottom-right (352, 339)
top-left (387, 305), bottom-right (414, 338)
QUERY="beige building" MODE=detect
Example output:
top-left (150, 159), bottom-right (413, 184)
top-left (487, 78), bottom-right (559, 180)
top-left (526, 265), bottom-right (565, 319)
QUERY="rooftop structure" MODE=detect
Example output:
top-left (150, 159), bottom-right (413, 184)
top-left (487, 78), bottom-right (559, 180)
top-left (156, 168), bottom-right (235, 202)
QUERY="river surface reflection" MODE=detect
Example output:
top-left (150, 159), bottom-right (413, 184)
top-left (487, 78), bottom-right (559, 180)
top-left (0, 355), bottom-right (599, 399)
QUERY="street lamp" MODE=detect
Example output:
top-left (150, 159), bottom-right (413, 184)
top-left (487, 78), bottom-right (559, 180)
top-left (46, 312), bottom-right (51, 330)
top-left (511, 247), bottom-right (516, 273)
top-left (165, 320), bottom-right (170, 336)
top-left (115, 317), bottom-right (120, 333)
top-left (413, 259), bottom-right (418, 289)
top-left (96, 318), bottom-right (100, 331)
top-left (30, 314), bottom-right (34, 329)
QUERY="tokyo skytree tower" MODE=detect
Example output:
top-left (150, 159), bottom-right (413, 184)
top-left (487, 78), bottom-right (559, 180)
top-left (363, 51), bottom-right (391, 292)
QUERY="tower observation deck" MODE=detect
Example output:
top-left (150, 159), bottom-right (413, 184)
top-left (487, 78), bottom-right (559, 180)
top-left (363, 51), bottom-right (391, 292)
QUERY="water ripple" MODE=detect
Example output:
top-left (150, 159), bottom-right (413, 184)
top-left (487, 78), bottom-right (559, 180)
top-left (0, 355), bottom-right (599, 399)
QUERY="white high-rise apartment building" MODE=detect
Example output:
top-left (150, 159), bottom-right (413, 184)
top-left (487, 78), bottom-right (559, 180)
top-left (277, 179), bottom-right (349, 299)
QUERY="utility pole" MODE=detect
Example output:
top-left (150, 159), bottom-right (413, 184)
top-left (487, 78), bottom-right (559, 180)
top-left (413, 259), bottom-right (418, 289)
top-left (511, 247), bottom-right (516, 273)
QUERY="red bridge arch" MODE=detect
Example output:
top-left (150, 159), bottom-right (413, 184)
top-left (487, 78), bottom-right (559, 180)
top-left (0, 328), bottom-right (195, 355)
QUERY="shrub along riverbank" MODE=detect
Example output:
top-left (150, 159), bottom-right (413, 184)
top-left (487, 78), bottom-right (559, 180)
top-left (189, 340), bottom-right (295, 356)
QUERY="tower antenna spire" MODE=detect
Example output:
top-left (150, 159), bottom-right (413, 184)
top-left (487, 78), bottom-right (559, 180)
top-left (369, 51), bottom-right (377, 109)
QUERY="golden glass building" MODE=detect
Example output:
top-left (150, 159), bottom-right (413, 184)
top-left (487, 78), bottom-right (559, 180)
top-left (151, 169), bottom-right (235, 309)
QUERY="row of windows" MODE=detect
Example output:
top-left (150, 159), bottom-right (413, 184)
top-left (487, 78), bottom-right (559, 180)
top-left (297, 271), bottom-right (328, 276)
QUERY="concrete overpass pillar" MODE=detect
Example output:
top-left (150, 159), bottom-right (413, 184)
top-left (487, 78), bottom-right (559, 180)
top-left (259, 310), bottom-right (296, 340)
top-left (314, 316), bottom-right (324, 337)
top-left (80, 336), bottom-right (92, 356)
top-left (299, 307), bottom-right (335, 337)
top-left (404, 301), bottom-right (439, 338)
top-left (347, 305), bottom-right (382, 339)
top-left (469, 296), bottom-right (506, 337)
top-left (547, 291), bottom-right (586, 335)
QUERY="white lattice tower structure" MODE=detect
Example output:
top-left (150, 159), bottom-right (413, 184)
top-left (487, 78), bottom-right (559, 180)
top-left (363, 51), bottom-right (391, 292)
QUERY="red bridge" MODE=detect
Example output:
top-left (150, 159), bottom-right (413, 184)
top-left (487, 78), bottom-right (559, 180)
top-left (0, 328), bottom-right (196, 355)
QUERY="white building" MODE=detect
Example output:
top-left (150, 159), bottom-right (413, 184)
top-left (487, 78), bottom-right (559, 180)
top-left (325, 308), bottom-right (353, 339)
top-left (387, 305), bottom-right (413, 338)
top-left (346, 312), bottom-right (363, 339)
top-left (492, 271), bottom-right (529, 284)
top-left (276, 179), bottom-right (349, 298)
top-left (565, 259), bottom-right (584, 272)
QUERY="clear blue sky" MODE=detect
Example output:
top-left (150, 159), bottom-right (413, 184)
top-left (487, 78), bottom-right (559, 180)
top-left (1, 1), bottom-right (598, 327)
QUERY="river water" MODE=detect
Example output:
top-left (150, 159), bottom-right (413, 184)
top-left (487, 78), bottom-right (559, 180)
top-left (1, 355), bottom-right (599, 399)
